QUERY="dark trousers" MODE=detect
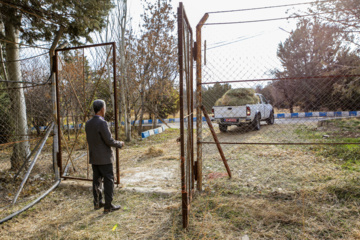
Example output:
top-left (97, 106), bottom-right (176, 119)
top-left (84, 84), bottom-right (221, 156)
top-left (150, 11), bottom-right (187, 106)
top-left (92, 163), bottom-right (114, 209)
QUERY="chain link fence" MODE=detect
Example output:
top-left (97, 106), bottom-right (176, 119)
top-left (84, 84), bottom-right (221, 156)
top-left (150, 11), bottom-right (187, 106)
top-left (199, 14), bottom-right (360, 163)
top-left (0, 42), bottom-right (120, 220)
top-left (195, 10), bottom-right (360, 237)
top-left (0, 42), bottom-right (57, 219)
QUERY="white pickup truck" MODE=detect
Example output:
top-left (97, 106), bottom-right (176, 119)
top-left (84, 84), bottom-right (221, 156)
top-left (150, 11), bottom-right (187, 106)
top-left (212, 93), bottom-right (275, 132)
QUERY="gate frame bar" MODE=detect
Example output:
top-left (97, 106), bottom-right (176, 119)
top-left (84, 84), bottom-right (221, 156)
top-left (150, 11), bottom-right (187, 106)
top-left (55, 42), bottom-right (120, 184)
top-left (195, 13), bottom-right (209, 192)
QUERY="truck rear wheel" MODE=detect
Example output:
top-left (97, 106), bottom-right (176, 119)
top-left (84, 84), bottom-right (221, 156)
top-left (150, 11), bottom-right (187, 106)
top-left (252, 114), bottom-right (261, 130)
top-left (219, 124), bottom-right (228, 132)
top-left (266, 111), bottom-right (275, 125)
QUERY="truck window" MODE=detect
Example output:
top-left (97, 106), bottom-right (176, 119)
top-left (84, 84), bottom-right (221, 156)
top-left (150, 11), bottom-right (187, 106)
top-left (262, 95), bottom-right (268, 104)
top-left (257, 95), bottom-right (264, 104)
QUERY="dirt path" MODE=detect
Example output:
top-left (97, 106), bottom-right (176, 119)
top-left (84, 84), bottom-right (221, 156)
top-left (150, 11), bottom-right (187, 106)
top-left (119, 142), bottom-right (180, 195)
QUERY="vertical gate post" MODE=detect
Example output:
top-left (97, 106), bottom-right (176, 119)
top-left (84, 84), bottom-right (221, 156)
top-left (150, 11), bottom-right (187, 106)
top-left (55, 50), bottom-right (62, 178)
top-left (195, 13), bottom-right (209, 192)
top-left (112, 42), bottom-right (120, 185)
top-left (50, 26), bottom-right (64, 180)
top-left (50, 51), bottom-right (59, 180)
top-left (178, 3), bottom-right (188, 228)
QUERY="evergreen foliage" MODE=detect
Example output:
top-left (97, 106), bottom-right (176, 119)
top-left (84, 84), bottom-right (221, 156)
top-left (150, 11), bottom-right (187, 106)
top-left (202, 82), bottom-right (231, 112)
top-left (0, 0), bottom-right (114, 44)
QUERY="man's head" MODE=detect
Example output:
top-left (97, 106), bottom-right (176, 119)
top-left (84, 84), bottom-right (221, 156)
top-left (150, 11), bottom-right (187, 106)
top-left (93, 99), bottom-right (106, 117)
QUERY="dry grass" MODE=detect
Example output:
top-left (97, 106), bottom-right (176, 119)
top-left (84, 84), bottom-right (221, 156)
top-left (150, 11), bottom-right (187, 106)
top-left (274, 106), bottom-right (301, 114)
top-left (0, 183), bottom-right (182, 240)
top-left (196, 119), bottom-right (360, 239)
top-left (144, 147), bottom-right (164, 158)
top-left (1, 122), bottom-right (360, 239)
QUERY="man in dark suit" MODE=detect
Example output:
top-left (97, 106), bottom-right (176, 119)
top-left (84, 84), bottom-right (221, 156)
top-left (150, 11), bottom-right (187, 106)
top-left (85, 99), bottom-right (124, 213)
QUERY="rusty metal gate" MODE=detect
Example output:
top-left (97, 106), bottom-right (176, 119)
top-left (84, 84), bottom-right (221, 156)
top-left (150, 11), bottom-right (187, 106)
top-left (55, 43), bottom-right (120, 183)
top-left (178, 3), bottom-right (195, 229)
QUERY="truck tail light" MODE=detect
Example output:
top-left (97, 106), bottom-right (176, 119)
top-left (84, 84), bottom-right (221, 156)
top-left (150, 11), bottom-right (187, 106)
top-left (246, 106), bottom-right (251, 116)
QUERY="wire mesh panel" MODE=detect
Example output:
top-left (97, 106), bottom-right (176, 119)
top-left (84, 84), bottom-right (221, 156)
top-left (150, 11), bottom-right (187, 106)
top-left (199, 11), bottom-right (360, 150)
top-left (178, 3), bottom-right (195, 229)
top-left (0, 44), bottom-right (57, 219)
top-left (55, 43), bottom-right (120, 183)
top-left (196, 6), bottom-right (360, 237)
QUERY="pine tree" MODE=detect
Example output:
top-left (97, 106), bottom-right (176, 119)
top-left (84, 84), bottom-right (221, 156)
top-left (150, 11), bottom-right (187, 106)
top-left (202, 83), bottom-right (232, 113)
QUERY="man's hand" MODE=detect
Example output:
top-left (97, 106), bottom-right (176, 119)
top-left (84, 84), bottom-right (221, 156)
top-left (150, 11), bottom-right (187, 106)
top-left (119, 141), bottom-right (125, 148)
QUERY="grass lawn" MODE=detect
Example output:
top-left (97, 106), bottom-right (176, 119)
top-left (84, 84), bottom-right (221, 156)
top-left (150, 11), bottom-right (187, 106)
top-left (1, 119), bottom-right (360, 239)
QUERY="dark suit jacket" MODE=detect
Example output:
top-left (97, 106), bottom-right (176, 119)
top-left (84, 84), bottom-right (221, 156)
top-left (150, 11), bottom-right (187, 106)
top-left (85, 115), bottom-right (122, 165)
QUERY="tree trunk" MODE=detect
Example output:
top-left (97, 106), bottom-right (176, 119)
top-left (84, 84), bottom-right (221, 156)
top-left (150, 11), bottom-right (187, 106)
top-left (73, 115), bottom-right (77, 136)
top-left (152, 105), bottom-right (157, 129)
top-left (126, 95), bottom-right (131, 138)
top-left (71, 111), bottom-right (75, 135)
top-left (108, 49), bottom-right (115, 111)
top-left (66, 110), bottom-right (70, 141)
top-left (0, 24), bottom-right (8, 82)
top-left (119, 0), bottom-right (130, 141)
top-left (118, 97), bottom-right (122, 134)
top-left (133, 106), bottom-right (140, 127)
top-left (104, 21), bottom-right (115, 111)
top-left (5, 21), bottom-right (30, 171)
top-left (138, 89), bottom-right (145, 136)
top-left (34, 123), bottom-right (40, 136)
top-left (120, 62), bottom-right (130, 141)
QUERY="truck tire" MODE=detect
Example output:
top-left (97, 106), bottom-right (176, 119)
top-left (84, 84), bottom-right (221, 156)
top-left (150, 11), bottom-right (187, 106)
top-left (266, 111), bottom-right (275, 125)
top-left (219, 124), bottom-right (228, 132)
top-left (252, 114), bottom-right (261, 130)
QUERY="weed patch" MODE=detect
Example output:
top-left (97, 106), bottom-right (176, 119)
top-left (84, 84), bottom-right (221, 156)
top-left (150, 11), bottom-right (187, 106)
top-left (296, 118), bottom-right (360, 169)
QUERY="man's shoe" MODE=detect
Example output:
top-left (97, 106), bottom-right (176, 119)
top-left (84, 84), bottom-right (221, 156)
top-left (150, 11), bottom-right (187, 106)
top-left (103, 204), bottom-right (121, 213)
top-left (94, 201), bottom-right (105, 210)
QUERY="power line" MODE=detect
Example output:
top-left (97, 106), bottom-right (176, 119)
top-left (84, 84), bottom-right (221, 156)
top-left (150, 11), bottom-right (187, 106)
top-left (0, 78), bottom-right (48, 85)
top-left (206, 1), bottom-right (327, 14)
top-left (0, 83), bottom-right (50, 91)
top-left (0, 73), bottom-right (53, 91)
top-left (0, 43), bottom-right (51, 50)
top-left (0, 39), bottom-right (50, 50)
top-left (201, 75), bottom-right (360, 85)
top-left (206, 33), bottom-right (264, 50)
top-left (0, 52), bottom-right (48, 63)
top-left (204, 12), bottom-right (334, 26)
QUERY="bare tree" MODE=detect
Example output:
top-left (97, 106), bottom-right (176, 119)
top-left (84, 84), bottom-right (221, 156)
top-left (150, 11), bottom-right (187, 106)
top-left (97, 0), bottom-right (131, 141)
top-left (5, 20), bottom-right (30, 170)
top-left (137, 0), bottom-right (177, 132)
